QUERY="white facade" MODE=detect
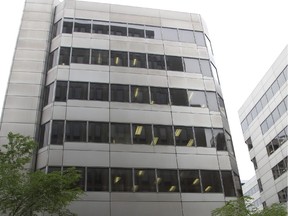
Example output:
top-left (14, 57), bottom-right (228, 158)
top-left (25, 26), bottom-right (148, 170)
top-left (239, 45), bottom-right (288, 207)
top-left (242, 176), bottom-right (263, 209)
top-left (0, 0), bottom-right (242, 215)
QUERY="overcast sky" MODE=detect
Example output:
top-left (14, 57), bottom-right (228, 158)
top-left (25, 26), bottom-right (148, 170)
top-left (0, 0), bottom-right (287, 181)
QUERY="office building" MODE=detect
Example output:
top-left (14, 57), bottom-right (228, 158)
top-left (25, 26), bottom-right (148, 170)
top-left (239, 45), bottom-right (287, 207)
top-left (0, 0), bottom-right (241, 215)
top-left (242, 176), bottom-right (263, 209)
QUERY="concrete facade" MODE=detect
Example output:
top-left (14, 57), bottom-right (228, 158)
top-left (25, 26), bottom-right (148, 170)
top-left (0, 0), bottom-right (241, 215)
top-left (239, 45), bottom-right (288, 207)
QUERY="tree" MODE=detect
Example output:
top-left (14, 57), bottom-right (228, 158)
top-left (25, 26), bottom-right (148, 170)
top-left (0, 132), bottom-right (83, 216)
top-left (212, 196), bottom-right (287, 216)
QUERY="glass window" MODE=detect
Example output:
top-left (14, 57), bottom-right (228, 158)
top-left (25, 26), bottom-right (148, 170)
top-left (131, 86), bottom-right (149, 104)
top-left (68, 82), bottom-right (88, 100)
top-left (89, 83), bottom-right (109, 101)
top-left (260, 95), bottom-right (268, 108)
top-left (71, 48), bottom-right (90, 64)
top-left (153, 125), bottom-right (174, 145)
top-left (74, 19), bottom-right (91, 33)
top-left (277, 72), bottom-right (286, 87)
top-left (145, 26), bottom-right (162, 39)
top-left (150, 87), bottom-right (169, 105)
top-left (206, 92), bottom-right (219, 112)
top-left (225, 131), bottom-right (235, 155)
top-left (39, 121), bottom-right (50, 148)
top-left (55, 81), bottom-right (67, 102)
top-left (200, 60), bottom-right (212, 77)
top-left (211, 63), bottom-right (220, 84)
top-left (88, 122), bottom-right (109, 143)
top-left (205, 35), bottom-right (213, 55)
top-left (92, 20), bottom-right (109, 34)
top-left (65, 121), bottom-right (87, 142)
top-left (221, 171), bottom-right (236, 196)
top-left (111, 168), bottom-right (133, 192)
top-left (272, 109), bottom-right (280, 123)
top-left (62, 18), bottom-right (73, 33)
top-left (129, 52), bottom-right (147, 68)
top-left (278, 187), bottom-right (288, 203)
top-left (188, 91), bottom-right (207, 108)
top-left (277, 101), bottom-right (286, 116)
top-left (194, 127), bottom-right (213, 147)
top-left (217, 94), bottom-right (226, 116)
top-left (110, 23), bottom-right (127, 36)
top-left (134, 169), bottom-right (156, 192)
top-left (257, 179), bottom-right (263, 192)
top-left (47, 48), bottom-right (59, 70)
top-left (266, 87), bottom-right (273, 101)
top-left (194, 31), bottom-right (206, 46)
top-left (132, 124), bottom-right (153, 145)
top-left (157, 170), bottom-right (179, 192)
top-left (183, 58), bottom-right (201, 74)
top-left (271, 80), bottom-right (280, 94)
top-left (148, 54), bottom-right (165, 70)
top-left (266, 115), bottom-right (274, 129)
top-left (51, 120), bottom-right (64, 145)
top-left (178, 29), bottom-right (195, 43)
top-left (59, 47), bottom-right (71, 65)
top-left (278, 128), bottom-right (288, 145)
top-left (162, 28), bottom-right (178, 41)
top-left (43, 82), bottom-right (55, 106)
top-left (91, 49), bottom-right (109, 65)
top-left (201, 170), bottom-right (222, 193)
top-left (174, 126), bottom-right (194, 147)
top-left (87, 168), bottom-right (109, 191)
top-left (111, 123), bottom-right (131, 144)
top-left (251, 157), bottom-right (258, 170)
top-left (128, 24), bottom-right (144, 38)
top-left (166, 56), bottom-right (183, 71)
top-left (255, 101), bottom-right (263, 113)
top-left (214, 129), bottom-right (226, 151)
top-left (179, 170), bottom-right (201, 192)
top-left (111, 51), bottom-right (128, 67)
top-left (261, 121), bottom-right (269, 134)
top-left (111, 84), bottom-right (129, 102)
top-left (241, 119), bottom-right (248, 133)
top-left (170, 89), bottom-right (188, 106)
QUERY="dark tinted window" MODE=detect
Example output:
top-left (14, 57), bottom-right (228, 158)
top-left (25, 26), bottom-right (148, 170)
top-left (132, 124), bottom-right (153, 145)
top-left (47, 48), bottom-right (59, 70)
top-left (89, 83), bottom-right (109, 101)
top-left (111, 51), bottom-right (128, 66)
top-left (170, 89), bottom-right (188, 106)
top-left (87, 168), bottom-right (109, 191)
top-left (201, 170), bottom-right (222, 193)
top-left (65, 121), bottom-right (87, 142)
top-left (129, 52), bottom-right (147, 68)
top-left (153, 125), bottom-right (174, 145)
top-left (92, 21), bottom-right (109, 34)
top-left (134, 169), bottom-right (156, 192)
top-left (88, 122), bottom-right (109, 143)
top-left (39, 121), bottom-right (50, 148)
top-left (214, 128), bottom-right (227, 151)
top-left (166, 56), bottom-right (183, 71)
top-left (188, 91), bottom-right (206, 108)
top-left (145, 26), bottom-right (162, 39)
top-left (179, 170), bottom-right (201, 192)
top-left (91, 49), bottom-right (109, 65)
top-left (71, 48), bottom-right (90, 64)
top-left (51, 120), bottom-right (64, 145)
top-left (194, 127), bottom-right (213, 147)
top-left (62, 19), bottom-right (73, 33)
top-left (111, 168), bottom-right (133, 192)
top-left (74, 19), bottom-right (91, 33)
top-left (111, 123), bottom-right (131, 144)
top-left (157, 170), bottom-right (179, 192)
top-left (200, 60), bottom-right (212, 77)
top-left (111, 84), bottom-right (129, 102)
top-left (174, 126), bottom-right (194, 147)
top-left (44, 82), bottom-right (54, 105)
top-left (150, 87), bottom-right (169, 105)
top-left (59, 47), bottom-right (71, 65)
top-left (55, 81), bottom-right (67, 102)
top-left (128, 24), bottom-right (144, 38)
top-left (222, 171), bottom-right (236, 196)
top-left (178, 29), bottom-right (195, 43)
top-left (183, 58), bottom-right (201, 74)
top-left (131, 86), bottom-right (149, 104)
top-left (110, 23), bottom-right (127, 36)
top-left (148, 54), bottom-right (165, 70)
top-left (68, 82), bottom-right (88, 100)
top-left (162, 28), bottom-right (178, 41)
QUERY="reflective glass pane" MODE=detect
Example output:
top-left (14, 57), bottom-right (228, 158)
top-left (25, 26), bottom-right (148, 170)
top-left (65, 121), bottom-right (87, 142)
top-left (200, 59), bottom-right (212, 77)
top-left (179, 170), bottom-right (201, 192)
top-left (153, 125), bottom-right (174, 145)
top-left (201, 170), bottom-right (222, 193)
top-left (148, 54), bottom-right (165, 70)
top-left (129, 52), bottom-right (147, 68)
top-left (132, 124), bottom-right (152, 145)
top-left (166, 56), bottom-right (183, 71)
top-left (87, 168), bottom-right (109, 191)
top-left (89, 83), bottom-right (109, 101)
top-left (68, 82), bottom-right (88, 100)
top-left (188, 91), bottom-right (206, 108)
top-left (183, 58), bottom-right (201, 73)
top-left (150, 87), bottom-right (169, 105)
top-left (170, 89), bottom-right (188, 106)
top-left (74, 19), bottom-right (91, 33)
top-left (111, 51), bottom-right (128, 67)
top-left (174, 126), bottom-right (194, 147)
top-left (194, 31), bottom-right (206, 46)
top-left (59, 47), bottom-right (71, 65)
top-left (91, 49), bottom-right (109, 65)
top-left (128, 24), bottom-right (144, 38)
top-left (110, 23), bottom-right (127, 36)
top-left (111, 84), bottom-right (129, 102)
top-left (145, 26), bottom-right (162, 39)
top-left (55, 81), bottom-right (67, 102)
top-left (131, 86), bottom-right (149, 104)
top-left (50, 120), bottom-right (64, 145)
top-left (206, 92), bottom-right (219, 111)
top-left (157, 170), bottom-right (179, 192)
top-left (71, 48), bottom-right (90, 64)
top-left (222, 171), bottom-right (236, 196)
top-left (88, 122), bottom-right (109, 143)
top-left (92, 21), bottom-right (109, 34)
top-left (134, 169), bottom-right (156, 192)
top-left (162, 28), bottom-right (178, 41)
top-left (62, 19), bottom-right (73, 33)
top-left (178, 29), bottom-right (195, 43)
top-left (111, 168), bottom-right (133, 192)
top-left (213, 128), bottom-right (226, 151)
top-left (111, 123), bottom-right (131, 144)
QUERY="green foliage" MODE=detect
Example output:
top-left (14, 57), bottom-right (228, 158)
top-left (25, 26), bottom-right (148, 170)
top-left (212, 196), bottom-right (287, 216)
top-left (0, 132), bottom-right (83, 216)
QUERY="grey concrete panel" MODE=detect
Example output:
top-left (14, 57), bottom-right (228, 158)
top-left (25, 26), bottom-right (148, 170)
top-left (14, 50), bottom-right (46, 61)
top-left (41, 105), bottom-right (53, 124)
top-left (79, 192), bottom-right (110, 201)
top-left (67, 100), bottom-right (109, 109)
top-left (9, 72), bottom-right (42, 85)
top-left (218, 156), bottom-right (232, 170)
top-left (25, 2), bottom-right (53, 13)
top-left (26, 0), bottom-right (53, 4)
top-left (63, 9), bottom-right (75, 18)
top-left (48, 149), bottom-right (64, 166)
top-left (164, 44), bottom-right (182, 56)
top-left (146, 43), bottom-right (165, 54)
top-left (168, 76), bottom-right (205, 90)
top-left (64, 142), bottom-right (109, 152)
top-left (177, 154), bottom-right (219, 169)
top-left (4, 96), bottom-right (39, 110)
top-left (6, 83), bottom-right (41, 97)
top-left (66, 107), bottom-right (109, 121)
top-left (2, 109), bottom-right (38, 124)
top-left (90, 38), bottom-right (109, 49)
top-left (181, 193), bottom-right (225, 202)
top-left (69, 69), bottom-right (109, 83)
top-left (75, 1), bottom-right (109, 12)
top-left (160, 10), bottom-right (191, 21)
top-left (110, 108), bottom-right (172, 125)
top-left (75, 10), bottom-right (109, 20)
top-left (21, 20), bottom-right (51, 31)
top-left (12, 60), bottom-right (45, 72)
top-left (161, 18), bottom-right (193, 29)
top-left (111, 202), bottom-right (182, 216)
top-left (111, 193), bottom-right (181, 202)
top-left (69, 201), bottom-right (109, 216)
top-left (181, 46), bottom-right (200, 58)
top-left (23, 11), bottom-right (52, 22)
top-left (111, 144), bottom-right (176, 154)
top-left (110, 151), bottom-right (177, 168)
top-left (63, 150), bottom-right (109, 166)
top-left (55, 67), bottom-right (70, 81)
top-left (204, 79), bottom-right (216, 91)
top-left (0, 123), bottom-right (35, 137)
top-left (210, 114), bottom-right (223, 128)
top-left (36, 149), bottom-right (49, 169)
top-left (52, 105), bottom-right (67, 120)
top-left (50, 36), bottom-right (61, 51)
top-left (110, 4), bottom-right (160, 17)
top-left (17, 38), bottom-right (48, 50)
top-left (183, 201), bottom-right (225, 216)
top-left (19, 30), bottom-right (49, 40)
top-left (46, 68), bottom-right (57, 84)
